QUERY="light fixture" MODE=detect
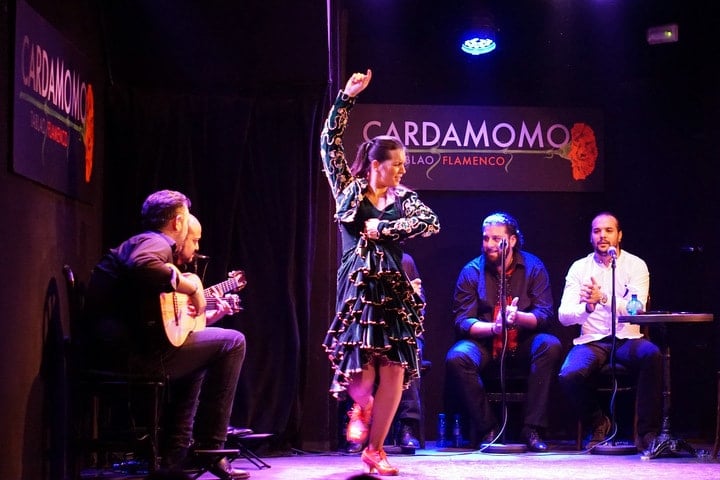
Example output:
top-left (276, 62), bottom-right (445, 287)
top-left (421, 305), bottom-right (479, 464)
top-left (646, 23), bottom-right (678, 45)
top-left (460, 14), bottom-right (497, 56)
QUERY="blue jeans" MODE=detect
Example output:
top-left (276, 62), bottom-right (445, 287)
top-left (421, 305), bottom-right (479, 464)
top-left (558, 337), bottom-right (662, 436)
top-left (133, 326), bottom-right (246, 462)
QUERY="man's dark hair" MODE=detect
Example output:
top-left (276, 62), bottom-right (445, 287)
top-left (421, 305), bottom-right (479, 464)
top-left (140, 190), bottom-right (191, 231)
top-left (483, 211), bottom-right (524, 250)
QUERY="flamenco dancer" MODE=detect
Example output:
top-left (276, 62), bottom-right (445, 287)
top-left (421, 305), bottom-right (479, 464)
top-left (321, 69), bottom-right (440, 475)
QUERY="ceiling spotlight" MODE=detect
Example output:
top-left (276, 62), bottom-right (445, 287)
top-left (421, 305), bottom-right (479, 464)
top-left (460, 15), bottom-right (497, 56)
top-left (461, 35), bottom-right (496, 55)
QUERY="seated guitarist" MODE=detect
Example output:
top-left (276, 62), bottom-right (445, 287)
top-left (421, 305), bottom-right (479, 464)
top-left (444, 212), bottom-right (562, 452)
top-left (176, 214), bottom-right (236, 326)
top-left (84, 190), bottom-right (249, 479)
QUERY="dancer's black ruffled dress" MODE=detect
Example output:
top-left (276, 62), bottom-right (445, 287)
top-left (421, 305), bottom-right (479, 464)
top-left (320, 91), bottom-right (440, 396)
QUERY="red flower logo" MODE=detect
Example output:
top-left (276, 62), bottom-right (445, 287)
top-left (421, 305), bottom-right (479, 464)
top-left (558, 122), bottom-right (598, 180)
top-left (83, 84), bottom-right (95, 183)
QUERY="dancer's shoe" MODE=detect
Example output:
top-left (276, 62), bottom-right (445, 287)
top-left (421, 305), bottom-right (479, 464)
top-left (346, 400), bottom-right (372, 444)
top-left (361, 447), bottom-right (399, 476)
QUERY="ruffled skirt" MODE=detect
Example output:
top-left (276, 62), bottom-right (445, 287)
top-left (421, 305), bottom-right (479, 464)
top-left (322, 238), bottom-right (425, 396)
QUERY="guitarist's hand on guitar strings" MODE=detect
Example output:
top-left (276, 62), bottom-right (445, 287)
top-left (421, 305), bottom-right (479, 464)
top-left (186, 278), bottom-right (207, 315)
top-left (170, 262), bottom-right (207, 315)
top-left (205, 286), bottom-right (234, 325)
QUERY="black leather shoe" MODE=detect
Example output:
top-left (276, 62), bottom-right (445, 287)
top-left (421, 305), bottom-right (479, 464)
top-left (344, 440), bottom-right (363, 453)
top-left (227, 426), bottom-right (254, 437)
top-left (208, 456), bottom-right (249, 480)
top-left (639, 431), bottom-right (658, 452)
top-left (480, 428), bottom-right (499, 445)
top-left (399, 422), bottom-right (421, 448)
top-left (523, 427), bottom-right (548, 452)
top-left (584, 414), bottom-right (611, 449)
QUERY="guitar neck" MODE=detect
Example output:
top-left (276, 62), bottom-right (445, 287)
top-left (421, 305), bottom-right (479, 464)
top-left (204, 277), bottom-right (240, 297)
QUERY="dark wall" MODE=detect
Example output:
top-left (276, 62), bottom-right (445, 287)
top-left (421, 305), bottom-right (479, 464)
top-left (0, 1), bottom-right (105, 479)
top-left (340, 0), bottom-right (719, 441)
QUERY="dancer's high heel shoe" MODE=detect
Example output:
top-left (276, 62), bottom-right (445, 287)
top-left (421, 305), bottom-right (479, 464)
top-left (361, 448), bottom-right (399, 476)
top-left (346, 400), bottom-right (372, 444)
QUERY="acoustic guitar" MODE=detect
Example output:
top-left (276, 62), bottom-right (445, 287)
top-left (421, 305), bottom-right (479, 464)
top-left (160, 264), bottom-right (247, 347)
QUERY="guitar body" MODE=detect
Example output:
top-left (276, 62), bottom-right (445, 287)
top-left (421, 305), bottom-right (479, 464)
top-left (160, 271), bottom-right (207, 347)
top-left (160, 264), bottom-right (246, 347)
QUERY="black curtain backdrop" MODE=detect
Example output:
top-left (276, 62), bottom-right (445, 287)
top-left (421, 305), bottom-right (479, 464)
top-left (43, 0), bottom-right (719, 460)
top-left (101, 83), bottom-right (335, 450)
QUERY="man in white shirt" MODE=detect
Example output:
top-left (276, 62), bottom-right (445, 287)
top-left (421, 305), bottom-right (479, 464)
top-left (558, 212), bottom-right (661, 452)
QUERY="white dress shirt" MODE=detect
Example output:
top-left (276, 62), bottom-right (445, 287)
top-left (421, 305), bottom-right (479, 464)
top-left (558, 249), bottom-right (649, 345)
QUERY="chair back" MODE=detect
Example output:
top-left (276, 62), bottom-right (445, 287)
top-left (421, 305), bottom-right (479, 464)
top-left (63, 265), bottom-right (85, 344)
top-left (62, 265), bottom-right (166, 473)
top-left (63, 264), bottom-right (98, 373)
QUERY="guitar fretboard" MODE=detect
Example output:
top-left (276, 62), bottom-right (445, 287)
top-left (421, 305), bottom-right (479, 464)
top-left (203, 276), bottom-right (242, 297)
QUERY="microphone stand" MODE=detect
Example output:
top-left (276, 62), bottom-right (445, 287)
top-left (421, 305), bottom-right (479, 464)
top-left (482, 238), bottom-right (526, 453)
top-left (193, 254), bottom-right (211, 283)
top-left (593, 251), bottom-right (636, 455)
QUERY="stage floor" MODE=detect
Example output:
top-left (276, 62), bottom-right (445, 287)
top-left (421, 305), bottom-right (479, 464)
top-left (198, 439), bottom-right (718, 480)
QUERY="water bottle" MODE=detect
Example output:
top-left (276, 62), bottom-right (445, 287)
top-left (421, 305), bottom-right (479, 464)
top-left (437, 413), bottom-right (448, 447)
top-left (453, 414), bottom-right (464, 448)
top-left (112, 459), bottom-right (148, 475)
top-left (626, 294), bottom-right (644, 315)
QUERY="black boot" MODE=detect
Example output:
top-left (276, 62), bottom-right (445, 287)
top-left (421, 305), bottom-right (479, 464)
top-left (161, 446), bottom-right (188, 471)
top-left (398, 419), bottom-right (421, 448)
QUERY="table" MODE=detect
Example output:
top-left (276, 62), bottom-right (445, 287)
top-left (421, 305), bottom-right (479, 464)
top-left (619, 312), bottom-right (713, 459)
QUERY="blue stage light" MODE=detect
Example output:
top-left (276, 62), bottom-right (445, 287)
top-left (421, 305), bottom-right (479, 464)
top-left (461, 36), bottom-right (496, 55)
top-left (460, 15), bottom-right (497, 56)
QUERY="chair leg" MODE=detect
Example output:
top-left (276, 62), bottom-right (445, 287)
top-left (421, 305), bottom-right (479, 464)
top-left (577, 419), bottom-right (583, 450)
top-left (712, 371), bottom-right (720, 459)
top-left (149, 382), bottom-right (163, 471)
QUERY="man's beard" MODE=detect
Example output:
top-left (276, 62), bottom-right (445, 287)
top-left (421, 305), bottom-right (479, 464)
top-left (484, 251), bottom-right (503, 268)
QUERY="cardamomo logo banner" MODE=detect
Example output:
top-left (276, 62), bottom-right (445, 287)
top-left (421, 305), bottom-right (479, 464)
top-left (13, 0), bottom-right (97, 201)
top-left (344, 103), bottom-right (604, 192)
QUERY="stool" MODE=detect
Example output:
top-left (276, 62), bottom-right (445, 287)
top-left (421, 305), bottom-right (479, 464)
top-left (712, 371), bottom-right (720, 459)
top-left (485, 367), bottom-right (528, 445)
top-left (226, 432), bottom-right (273, 469)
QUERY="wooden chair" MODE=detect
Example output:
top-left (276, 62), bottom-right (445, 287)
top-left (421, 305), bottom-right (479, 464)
top-left (64, 265), bottom-right (167, 474)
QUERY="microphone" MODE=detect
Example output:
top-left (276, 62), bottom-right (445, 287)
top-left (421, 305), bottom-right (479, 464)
top-left (607, 246), bottom-right (617, 259)
top-left (194, 254), bottom-right (210, 260)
